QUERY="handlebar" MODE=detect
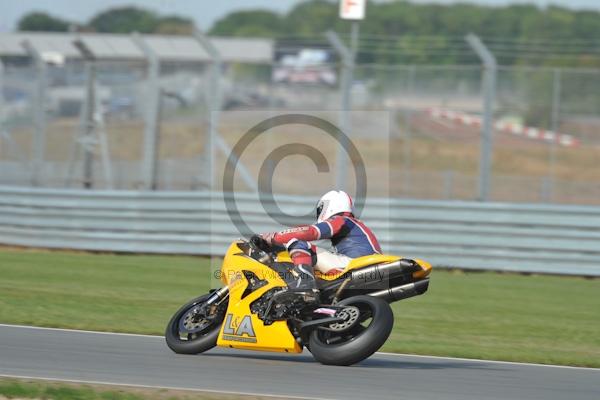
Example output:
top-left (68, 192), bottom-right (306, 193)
top-left (248, 235), bottom-right (274, 264)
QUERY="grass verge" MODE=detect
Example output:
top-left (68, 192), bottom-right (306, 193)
top-left (0, 378), bottom-right (282, 399)
top-left (0, 248), bottom-right (598, 367)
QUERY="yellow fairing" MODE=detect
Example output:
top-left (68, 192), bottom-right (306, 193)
top-left (217, 241), bottom-right (302, 353)
top-left (413, 259), bottom-right (432, 279)
top-left (275, 251), bottom-right (292, 264)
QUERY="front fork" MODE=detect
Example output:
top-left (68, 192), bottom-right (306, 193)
top-left (187, 287), bottom-right (230, 326)
top-left (205, 286), bottom-right (230, 308)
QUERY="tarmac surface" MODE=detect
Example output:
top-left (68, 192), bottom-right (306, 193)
top-left (0, 324), bottom-right (598, 400)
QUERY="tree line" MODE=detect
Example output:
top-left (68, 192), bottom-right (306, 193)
top-left (17, 7), bottom-right (194, 35)
top-left (17, 1), bottom-right (600, 67)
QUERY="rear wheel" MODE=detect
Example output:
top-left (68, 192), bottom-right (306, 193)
top-left (308, 295), bottom-right (393, 366)
top-left (165, 293), bottom-right (228, 354)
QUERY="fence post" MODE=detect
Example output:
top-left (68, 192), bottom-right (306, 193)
top-left (0, 58), bottom-right (6, 157)
top-left (0, 59), bottom-right (28, 170)
top-left (21, 40), bottom-right (47, 187)
top-left (193, 29), bottom-right (222, 191)
top-left (73, 40), bottom-right (96, 189)
top-left (326, 30), bottom-right (355, 191)
top-left (443, 170), bottom-right (455, 200)
top-left (67, 39), bottom-right (114, 190)
top-left (193, 30), bottom-right (257, 192)
top-left (466, 34), bottom-right (497, 202)
top-left (403, 65), bottom-right (417, 196)
top-left (549, 67), bottom-right (562, 203)
top-left (132, 33), bottom-right (161, 190)
top-left (540, 176), bottom-right (552, 203)
top-left (0, 58), bottom-right (4, 125)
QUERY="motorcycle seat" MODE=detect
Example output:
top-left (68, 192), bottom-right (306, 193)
top-left (314, 254), bottom-right (400, 281)
top-left (347, 254), bottom-right (401, 269)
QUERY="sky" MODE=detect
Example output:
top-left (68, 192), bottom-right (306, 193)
top-left (2, 0), bottom-right (600, 32)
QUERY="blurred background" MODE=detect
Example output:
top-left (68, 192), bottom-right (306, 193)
top-left (0, 2), bottom-right (599, 384)
top-left (1, 0), bottom-right (599, 204)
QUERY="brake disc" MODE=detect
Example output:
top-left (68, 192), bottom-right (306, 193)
top-left (327, 306), bottom-right (360, 332)
top-left (181, 307), bottom-right (210, 333)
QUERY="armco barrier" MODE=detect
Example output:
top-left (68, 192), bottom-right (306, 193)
top-left (0, 186), bottom-right (599, 276)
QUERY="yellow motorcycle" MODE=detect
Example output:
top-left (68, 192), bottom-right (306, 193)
top-left (165, 237), bottom-right (431, 366)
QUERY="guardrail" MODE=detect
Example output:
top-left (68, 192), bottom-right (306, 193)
top-left (0, 185), bottom-right (599, 276)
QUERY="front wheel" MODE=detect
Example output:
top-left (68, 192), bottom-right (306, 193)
top-left (165, 292), bottom-right (228, 354)
top-left (308, 295), bottom-right (393, 366)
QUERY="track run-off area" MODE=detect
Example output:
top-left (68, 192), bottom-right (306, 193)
top-left (0, 324), bottom-right (598, 400)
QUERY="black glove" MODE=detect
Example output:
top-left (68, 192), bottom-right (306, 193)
top-left (250, 235), bottom-right (270, 252)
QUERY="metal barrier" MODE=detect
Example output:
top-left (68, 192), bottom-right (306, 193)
top-left (0, 185), bottom-right (599, 276)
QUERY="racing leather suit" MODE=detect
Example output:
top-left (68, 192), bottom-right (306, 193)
top-left (264, 212), bottom-right (382, 285)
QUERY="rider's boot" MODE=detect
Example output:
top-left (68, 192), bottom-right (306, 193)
top-left (288, 264), bottom-right (320, 304)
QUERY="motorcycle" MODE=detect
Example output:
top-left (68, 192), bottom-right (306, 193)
top-left (165, 236), bottom-right (431, 366)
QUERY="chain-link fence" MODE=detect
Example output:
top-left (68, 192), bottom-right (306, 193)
top-left (1, 34), bottom-right (599, 205)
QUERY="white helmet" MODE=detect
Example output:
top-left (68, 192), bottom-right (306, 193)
top-left (316, 190), bottom-right (353, 223)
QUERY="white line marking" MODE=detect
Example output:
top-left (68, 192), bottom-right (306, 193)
top-left (0, 374), bottom-right (331, 400)
top-left (0, 323), bottom-right (162, 339)
top-left (374, 352), bottom-right (600, 371)
top-left (1, 323), bottom-right (598, 371)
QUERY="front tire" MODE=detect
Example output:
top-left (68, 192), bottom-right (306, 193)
top-left (165, 293), bottom-right (227, 354)
top-left (308, 295), bottom-right (393, 366)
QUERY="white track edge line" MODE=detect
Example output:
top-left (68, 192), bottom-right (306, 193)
top-left (0, 373), bottom-right (332, 400)
top-left (375, 352), bottom-right (600, 371)
top-left (1, 323), bottom-right (598, 371)
top-left (0, 323), bottom-right (162, 339)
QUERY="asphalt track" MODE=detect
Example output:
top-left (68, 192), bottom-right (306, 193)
top-left (0, 324), bottom-right (598, 400)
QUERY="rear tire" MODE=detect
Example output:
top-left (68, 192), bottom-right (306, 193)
top-left (308, 295), bottom-right (393, 366)
top-left (165, 293), bottom-right (227, 354)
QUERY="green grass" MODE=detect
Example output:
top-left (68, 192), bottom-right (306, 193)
top-left (0, 249), bottom-right (599, 367)
top-left (0, 379), bottom-right (145, 400)
top-left (385, 269), bottom-right (600, 367)
top-left (0, 249), bottom-right (212, 333)
top-left (0, 378), bottom-right (269, 399)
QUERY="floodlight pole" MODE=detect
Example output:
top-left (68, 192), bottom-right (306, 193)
top-left (21, 40), bottom-right (47, 187)
top-left (326, 30), bottom-right (355, 190)
top-left (466, 33), bottom-right (497, 202)
top-left (132, 33), bottom-right (162, 190)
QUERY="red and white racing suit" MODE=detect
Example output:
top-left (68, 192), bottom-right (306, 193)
top-left (265, 212), bottom-right (382, 274)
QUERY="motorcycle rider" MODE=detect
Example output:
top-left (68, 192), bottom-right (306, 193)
top-left (260, 190), bottom-right (382, 297)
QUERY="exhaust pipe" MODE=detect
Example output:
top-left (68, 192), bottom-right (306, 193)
top-left (368, 278), bottom-right (430, 303)
top-left (346, 259), bottom-right (420, 290)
